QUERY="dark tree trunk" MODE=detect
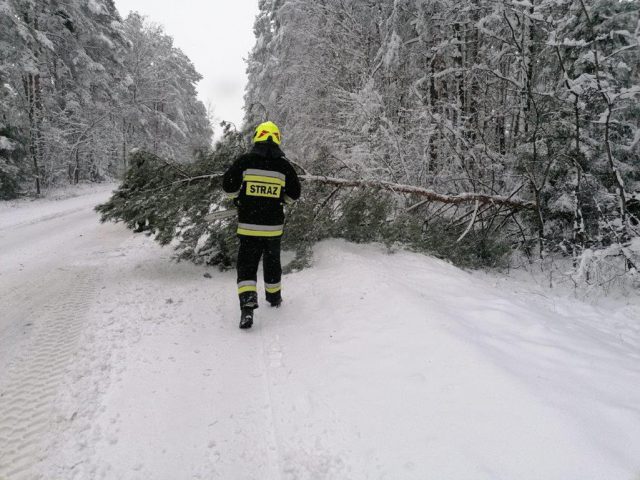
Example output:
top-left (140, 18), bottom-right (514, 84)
top-left (24, 73), bottom-right (42, 195)
top-left (74, 148), bottom-right (80, 184)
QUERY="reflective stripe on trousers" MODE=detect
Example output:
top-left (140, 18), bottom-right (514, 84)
top-left (265, 282), bottom-right (281, 294)
top-left (237, 280), bottom-right (257, 294)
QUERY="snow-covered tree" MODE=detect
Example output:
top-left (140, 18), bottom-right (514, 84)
top-left (119, 13), bottom-right (212, 169)
top-left (0, 0), bottom-right (129, 191)
top-left (242, 0), bottom-right (640, 282)
top-left (0, 1), bottom-right (212, 196)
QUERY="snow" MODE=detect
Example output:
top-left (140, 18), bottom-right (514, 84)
top-left (0, 183), bottom-right (116, 230)
top-left (87, 0), bottom-right (106, 16)
top-left (550, 192), bottom-right (575, 213)
top-left (2, 82), bottom-right (18, 97)
top-left (1, 189), bottom-right (640, 479)
top-left (383, 31), bottom-right (401, 69)
top-left (620, 86), bottom-right (640, 100)
top-left (0, 135), bottom-right (15, 151)
top-left (194, 231), bottom-right (211, 253)
top-left (97, 32), bottom-right (115, 50)
top-left (35, 31), bottom-right (54, 51)
top-left (562, 38), bottom-right (588, 47)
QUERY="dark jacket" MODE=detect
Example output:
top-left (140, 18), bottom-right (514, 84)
top-left (222, 142), bottom-right (301, 237)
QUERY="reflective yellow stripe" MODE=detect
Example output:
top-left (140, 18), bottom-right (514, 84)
top-left (238, 285), bottom-right (258, 294)
top-left (243, 175), bottom-right (285, 186)
top-left (237, 228), bottom-right (283, 237)
top-left (245, 169), bottom-right (286, 181)
top-left (265, 286), bottom-right (281, 294)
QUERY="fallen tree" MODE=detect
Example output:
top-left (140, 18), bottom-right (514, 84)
top-left (97, 149), bottom-right (532, 270)
top-left (300, 174), bottom-right (534, 210)
top-left (149, 172), bottom-right (535, 211)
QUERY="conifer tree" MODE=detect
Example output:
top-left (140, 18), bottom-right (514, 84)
top-left (0, 1), bottom-right (212, 194)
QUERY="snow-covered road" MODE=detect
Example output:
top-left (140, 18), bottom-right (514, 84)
top-left (1, 189), bottom-right (639, 480)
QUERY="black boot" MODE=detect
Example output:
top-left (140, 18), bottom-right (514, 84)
top-left (239, 307), bottom-right (254, 329)
top-left (267, 291), bottom-right (282, 308)
top-left (269, 297), bottom-right (282, 308)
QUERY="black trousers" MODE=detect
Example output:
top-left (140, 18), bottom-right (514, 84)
top-left (236, 236), bottom-right (282, 309)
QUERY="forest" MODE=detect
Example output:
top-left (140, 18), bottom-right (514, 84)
top-left (241, 0), bottom-right (640, 288)
top-left (0, 0), bottom-right (212, 197)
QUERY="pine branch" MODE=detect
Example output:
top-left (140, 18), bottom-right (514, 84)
top-left (144, 171), bottom-right (535, 211)
top-left (299, 174), bottom-right (536, 210)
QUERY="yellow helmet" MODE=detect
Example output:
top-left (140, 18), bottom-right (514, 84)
top-left (253, 121), bottom-right (281, 145)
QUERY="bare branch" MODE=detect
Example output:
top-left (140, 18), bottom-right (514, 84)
top-left (300, 174), bottom-right (535, 210)
top-left (145, 172), bottom-right (535, 210)
top-left (457, 200), bottom-right (480, 243)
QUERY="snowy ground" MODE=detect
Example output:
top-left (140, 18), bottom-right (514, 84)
top-left (1, 188), bottom-right (639, 480)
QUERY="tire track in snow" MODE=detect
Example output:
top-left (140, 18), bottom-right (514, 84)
top-left (0, 268), bottom-right (98, 480)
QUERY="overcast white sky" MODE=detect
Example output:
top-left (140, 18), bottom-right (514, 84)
top-left (113, 0), bottom-right (260, 135)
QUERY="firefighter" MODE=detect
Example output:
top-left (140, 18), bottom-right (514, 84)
top-left (222, 121), bottom-right (301, 329)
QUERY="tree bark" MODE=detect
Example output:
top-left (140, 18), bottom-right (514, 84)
top-left (24, 72), bottom-right (42, 195)
top-left (156, 172), bottom-right (535, 211)
top-left (300, 174), bottom-right (534, 209)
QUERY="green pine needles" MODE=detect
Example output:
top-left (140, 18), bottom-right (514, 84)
top-left (97, 137), bottom-right (512, 271)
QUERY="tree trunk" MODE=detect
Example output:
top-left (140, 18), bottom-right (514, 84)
top-left (74, 147), bottom-right (80, 184)
top-left (579, 0), bottom-right (630, 243)
top-left (122, 118), bottom-right (128, 173)
top-left (21, 4), bottom-right (43, 195)
top-left (24, 73), bottom-right (42, 195)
